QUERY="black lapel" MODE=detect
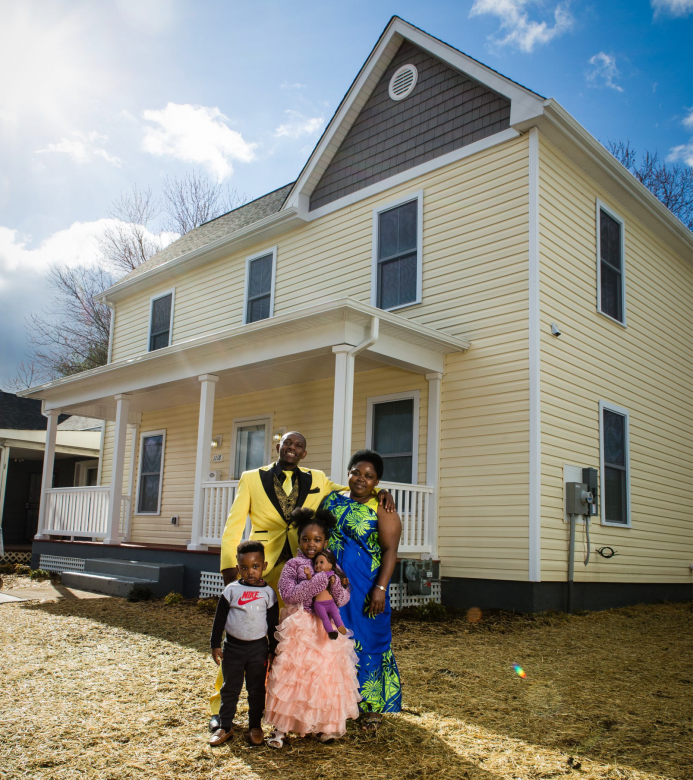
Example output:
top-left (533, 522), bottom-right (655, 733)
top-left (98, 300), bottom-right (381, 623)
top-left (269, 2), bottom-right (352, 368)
top-left (296, 468), bottom-right (313, 507)
top-left (258, 466), bottom-right (286, 519)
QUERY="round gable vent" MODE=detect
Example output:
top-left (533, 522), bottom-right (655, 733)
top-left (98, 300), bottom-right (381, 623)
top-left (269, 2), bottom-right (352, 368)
top-left (389, 64), bottom-right (418, 101)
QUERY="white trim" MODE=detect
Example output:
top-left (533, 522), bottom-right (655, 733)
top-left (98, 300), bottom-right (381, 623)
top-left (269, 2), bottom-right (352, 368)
top-left (371, 190), bottom-right (423, 311)
top-left (0, 445), bottom-right (10, 546)
top-left (308, 129), bottom-right (519, 222)
top-left (366, 390), bottom-right (420, 484)
top-left (242, 247), bottom-right (277, 325)
top-left (599, 400), bottom-right (631, 528)
top-left (146, 288), bottom-right (176, 352)
top-left (230, 415), bottom-right (273, 479)
top-left (596, 199), bottom-right (627, 327)
top-left (74, 459), bottom-right (99, 487)
top-left (134, 429), bottom-right (166, 516)
top-left (425, 372), bottom-right (442, 557)
top-left (106, 303), bottom-right (115, 364)
top-left (528, 127), bottom-right (541, 583)
top-left (96, 420), bottom-right (106, 486)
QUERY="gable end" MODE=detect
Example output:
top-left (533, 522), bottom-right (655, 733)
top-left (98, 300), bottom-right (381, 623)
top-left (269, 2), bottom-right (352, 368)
top-left (309, 40), bottom-right (511, 211)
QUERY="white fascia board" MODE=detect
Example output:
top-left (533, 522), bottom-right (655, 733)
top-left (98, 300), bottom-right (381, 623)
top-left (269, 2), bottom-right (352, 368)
top-left (535, 100), bottom-right (693, 260)
top-left (96, 208), bottom-right (304, 304)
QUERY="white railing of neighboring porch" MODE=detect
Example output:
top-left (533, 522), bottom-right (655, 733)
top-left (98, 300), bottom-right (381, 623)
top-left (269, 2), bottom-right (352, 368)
top-left (43, 487), bottom-right (130, 540)
top-left (199, 479), bottom-right (433, 553)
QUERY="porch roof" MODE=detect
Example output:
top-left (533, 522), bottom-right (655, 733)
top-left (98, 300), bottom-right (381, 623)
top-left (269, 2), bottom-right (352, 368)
top-left (20, 299), bottom-right (470, 420)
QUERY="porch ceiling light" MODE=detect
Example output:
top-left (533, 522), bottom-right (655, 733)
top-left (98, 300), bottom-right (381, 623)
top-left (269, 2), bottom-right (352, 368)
top-left (211, 435), bottom-right (223, 448)
top-left (273, 427), bottom-right (287, 443)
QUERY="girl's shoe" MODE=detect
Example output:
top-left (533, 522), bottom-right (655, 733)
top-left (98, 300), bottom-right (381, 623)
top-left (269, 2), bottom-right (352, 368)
top-left (319, 732), bottom-right (337, 744)
top-left (209, 726), bottom-right (234, 746)
top-left (266, 729), bottom-right (285, 749)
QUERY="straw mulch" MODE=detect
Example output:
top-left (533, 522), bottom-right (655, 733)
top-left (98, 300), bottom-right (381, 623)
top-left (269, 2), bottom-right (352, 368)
top-left (0, 588), bottom-right (690, 780)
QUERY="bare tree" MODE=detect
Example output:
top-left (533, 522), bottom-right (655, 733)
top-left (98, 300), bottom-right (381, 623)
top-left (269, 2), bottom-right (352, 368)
top-left (161, 170), bottom-right (248, 235)
top-left (605, 140), bottom-right (693, 230)
top-left (98, 185), bottom-right (163, 274)
top-left (5, 265), bottom-right (115, 391)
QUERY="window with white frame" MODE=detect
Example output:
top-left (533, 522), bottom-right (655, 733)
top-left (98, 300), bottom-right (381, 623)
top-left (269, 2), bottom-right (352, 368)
top-left (148, 291), bottom-right (174, 351)
top-left (366, 391), bottom-right (419, 483)
top-left (597, 202), bottom-right (626, 324)
top-left (599, 402), bottom-right (630, 526)
top-left (372, 192), bottom-right (423, 311)
top-left (244, 248), bottom-right (276, 324)
top-left (136, 430), bottom-right (166, 514)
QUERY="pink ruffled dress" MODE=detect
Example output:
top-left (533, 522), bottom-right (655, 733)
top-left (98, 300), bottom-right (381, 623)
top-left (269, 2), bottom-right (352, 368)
top-left (263, 551), bottom-right (361, 737)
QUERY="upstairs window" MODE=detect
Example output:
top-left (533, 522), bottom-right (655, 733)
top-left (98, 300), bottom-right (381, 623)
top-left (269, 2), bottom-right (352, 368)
top-left (600, 402), bottom-right (630, 527)
top-left (597, 202), bottom-right (626, 324)
top-left (136, 430), bottom-right (166, 515)
top-left (148, 291), bottom-right (174, 351)
top-left (367, 391), bottom-right (419, 483)
top-left (372, 192), bottom-right (423, 311)
top-left (244, 248), bottom-right (276, 324)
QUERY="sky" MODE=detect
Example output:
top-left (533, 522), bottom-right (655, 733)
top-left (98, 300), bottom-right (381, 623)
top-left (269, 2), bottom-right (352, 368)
top-left (0, 0), bottom-right (691, 388)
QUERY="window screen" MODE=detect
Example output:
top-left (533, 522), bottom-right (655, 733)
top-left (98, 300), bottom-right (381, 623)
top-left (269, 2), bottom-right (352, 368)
top-left (149, 294), bottom-right (172, 351)
top-left (137, 434), bottom-right (164, 513)
top-left (377, 200), bottom-right (418, 310)
top-left (372, 398), bottom-right (414, 483)
top-left (246, 254), bottom-right (273, 323)
top-left (603, 409), bottom-right (627, 525)
top-left (599, 209), bottom-right (623, 322)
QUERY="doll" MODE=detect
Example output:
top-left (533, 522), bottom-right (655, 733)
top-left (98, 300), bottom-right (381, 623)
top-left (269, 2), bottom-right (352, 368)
top-left (305, 549), bottom-right (348, 640)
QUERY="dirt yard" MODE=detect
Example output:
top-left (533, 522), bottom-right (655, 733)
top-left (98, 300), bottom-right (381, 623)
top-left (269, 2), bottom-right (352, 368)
top-left (0, 584), bottom-right (690, 780)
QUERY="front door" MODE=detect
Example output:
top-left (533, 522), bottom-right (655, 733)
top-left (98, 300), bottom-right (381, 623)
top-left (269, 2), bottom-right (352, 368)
top-left (25, 472), bottom-right (41, 540)
top-left (232, 419), bottom-right (270, 479)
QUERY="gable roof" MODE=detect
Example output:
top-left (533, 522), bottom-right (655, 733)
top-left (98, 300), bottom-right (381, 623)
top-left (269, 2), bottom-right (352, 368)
top-left (118, 183), bottom-right (294, 285)
top-left (0, 390), bottom-right (69, 430)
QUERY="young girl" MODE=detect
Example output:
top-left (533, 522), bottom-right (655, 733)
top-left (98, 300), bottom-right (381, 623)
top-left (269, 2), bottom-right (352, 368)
top-left (306, 549), bottom-right (348, 640)
top-left (263, 508), bottom-right (361, 747)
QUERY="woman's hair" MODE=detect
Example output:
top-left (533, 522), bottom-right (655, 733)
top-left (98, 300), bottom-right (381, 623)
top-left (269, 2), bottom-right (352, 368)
top-left (347, 449), bottom-right (384, 480)
top-left (290, 507), bottom-right (337, 536)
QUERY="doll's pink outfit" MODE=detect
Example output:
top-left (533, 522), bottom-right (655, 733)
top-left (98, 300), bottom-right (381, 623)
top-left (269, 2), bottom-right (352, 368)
top-left (263, 550), bottom-right (361, 737)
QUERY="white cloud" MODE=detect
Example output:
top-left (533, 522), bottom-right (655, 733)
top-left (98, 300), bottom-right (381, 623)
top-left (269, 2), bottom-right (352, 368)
top-left (116, 0), bottom-right (179, 33)
top-left (36, 131), bottom-right (122, 166)
top-left (683, 108), bottom-right (693, 129)
top-left (274, 110), bottom-right (324, 139)
top-left (469, 0), bottom-right (574, 52)
top-left (651, 0), bottom-right (693, 16)
top-left (280, 82), bottom-right (306, 90)
top-left (586, 53), bottom-right (624, 92)
top-left (142, 103), bottom-right (256, 181)
top-left (667, 109), bottom-right (693, 166)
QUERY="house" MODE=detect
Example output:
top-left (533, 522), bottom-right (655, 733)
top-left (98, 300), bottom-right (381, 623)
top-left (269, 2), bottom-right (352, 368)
top-left (20, 17), bottom-right (692, 610)
top-left (0, 391), bottom-right (101, 561)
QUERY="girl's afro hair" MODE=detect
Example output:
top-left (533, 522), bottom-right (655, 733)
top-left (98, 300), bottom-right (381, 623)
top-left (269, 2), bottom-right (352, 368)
top-left (290, 507), bottom-right (337, 535)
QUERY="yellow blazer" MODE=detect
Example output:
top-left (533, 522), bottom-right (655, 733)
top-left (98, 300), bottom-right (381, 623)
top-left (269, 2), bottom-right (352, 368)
top-left (220, 464), bottom-right (345, 573)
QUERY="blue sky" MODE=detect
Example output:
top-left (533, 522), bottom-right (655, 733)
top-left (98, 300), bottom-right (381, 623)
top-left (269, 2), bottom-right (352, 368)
top-left (0, 0), bottom-right (691, 386)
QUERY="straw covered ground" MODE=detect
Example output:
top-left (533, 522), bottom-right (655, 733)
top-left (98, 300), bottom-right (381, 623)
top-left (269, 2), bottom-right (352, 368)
top-left (0, 586), bottom-right (691, 780)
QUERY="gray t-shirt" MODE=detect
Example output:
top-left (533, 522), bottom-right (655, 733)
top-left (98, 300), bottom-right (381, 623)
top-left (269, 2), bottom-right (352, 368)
top-left (210, 580), bottom-right (277, 646)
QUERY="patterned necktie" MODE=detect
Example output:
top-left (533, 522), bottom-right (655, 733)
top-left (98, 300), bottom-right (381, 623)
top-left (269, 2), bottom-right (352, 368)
top-left (282, 471), bottom-right (293, 496)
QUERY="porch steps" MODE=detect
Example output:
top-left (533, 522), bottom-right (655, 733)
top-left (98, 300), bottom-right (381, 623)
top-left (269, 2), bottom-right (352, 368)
top-left (61, 558), bottom-right (184, 599)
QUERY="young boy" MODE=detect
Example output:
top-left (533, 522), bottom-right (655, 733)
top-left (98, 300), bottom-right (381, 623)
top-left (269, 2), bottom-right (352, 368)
top-left (209, 540), bottom-right (278, 747)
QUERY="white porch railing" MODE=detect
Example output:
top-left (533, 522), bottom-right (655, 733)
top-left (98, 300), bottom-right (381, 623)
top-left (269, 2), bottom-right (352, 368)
top-left (43, 487), bottom-right (130, 540)
top-left (199, 479), bottom-right (433, 553)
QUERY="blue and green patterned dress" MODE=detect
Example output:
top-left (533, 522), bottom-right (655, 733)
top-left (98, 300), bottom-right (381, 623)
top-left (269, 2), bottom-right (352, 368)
top-left (323, 491), bottom-right (402, 714)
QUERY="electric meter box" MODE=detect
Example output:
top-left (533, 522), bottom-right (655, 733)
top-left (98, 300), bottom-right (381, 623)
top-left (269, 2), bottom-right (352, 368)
top-left (394, 559), bottom-right (440, 596)
top-left (566, 482), bottom-right (592, 515)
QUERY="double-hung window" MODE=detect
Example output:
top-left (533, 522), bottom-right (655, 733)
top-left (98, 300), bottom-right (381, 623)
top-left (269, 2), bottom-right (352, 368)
top-left (372, 192), bottom-right (423, 311)
top-left (148, 291), bottom-right (174, 351)
top-left (599, 402), bottom-right (630, 526)
top-left (366, 392), bottom-right (419, 483)
top-left (136, 430), bottom-right (166, 514)
top-left (597, 201), bottom-right (626, 325)
top-left (244, 248), bottom-right (276, 324)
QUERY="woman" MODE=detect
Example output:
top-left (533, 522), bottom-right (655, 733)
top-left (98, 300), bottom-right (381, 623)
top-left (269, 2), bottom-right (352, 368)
top-left (321, 449), bottom-right (402, 732)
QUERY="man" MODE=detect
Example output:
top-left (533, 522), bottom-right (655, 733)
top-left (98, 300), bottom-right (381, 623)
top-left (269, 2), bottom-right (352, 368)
top-left (209, 430), bottom-right (394, 726)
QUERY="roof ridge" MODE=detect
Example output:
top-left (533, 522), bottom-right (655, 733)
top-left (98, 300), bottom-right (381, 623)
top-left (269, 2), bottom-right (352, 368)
top-left (199, 181), bottom-right (295, 228)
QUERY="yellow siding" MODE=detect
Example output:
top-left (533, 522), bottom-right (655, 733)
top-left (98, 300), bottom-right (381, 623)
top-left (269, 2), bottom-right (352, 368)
top-left (538, 135), bottom-right (693, 584)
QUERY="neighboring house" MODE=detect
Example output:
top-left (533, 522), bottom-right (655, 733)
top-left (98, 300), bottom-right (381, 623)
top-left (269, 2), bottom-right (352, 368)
top-left (0, 391), bottom-right (101, 556)
top-left (20, 18), bottom-right (692, 609)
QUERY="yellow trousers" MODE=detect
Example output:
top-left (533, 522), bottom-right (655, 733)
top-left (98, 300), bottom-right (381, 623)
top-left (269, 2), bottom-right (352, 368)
top-left (209, 562), bottom-right (285, 716)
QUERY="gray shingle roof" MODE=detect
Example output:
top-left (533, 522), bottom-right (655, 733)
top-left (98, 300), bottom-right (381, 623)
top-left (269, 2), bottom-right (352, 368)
top-left (56, 415), bottom-right (101, 432)
top-left (0, 391), bottom-right (69, 430)
top-left (120, 183), bottom-right (294, 284)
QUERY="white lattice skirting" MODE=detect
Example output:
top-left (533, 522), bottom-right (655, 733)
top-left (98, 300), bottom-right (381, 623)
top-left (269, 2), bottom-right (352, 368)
top-left (199, 571), bottom-right (441, 607)
top-left (0, 551), bottom-right (31, 565)
top-left (38, 554), bottom-right (86, 574)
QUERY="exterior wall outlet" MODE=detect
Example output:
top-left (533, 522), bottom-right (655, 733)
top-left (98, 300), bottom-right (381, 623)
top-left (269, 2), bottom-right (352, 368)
top-left (171, 515), bottom-right (179, 525)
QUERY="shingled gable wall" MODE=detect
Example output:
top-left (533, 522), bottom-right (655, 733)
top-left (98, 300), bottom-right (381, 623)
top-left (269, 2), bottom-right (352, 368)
top-left (309, 40), bottom-right (511, 211)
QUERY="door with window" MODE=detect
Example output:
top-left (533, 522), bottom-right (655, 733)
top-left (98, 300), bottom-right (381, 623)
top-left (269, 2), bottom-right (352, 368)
top-left (368, 393), bottom-right (418, 484)
top-left (232, 419), bottom-right (270, 478)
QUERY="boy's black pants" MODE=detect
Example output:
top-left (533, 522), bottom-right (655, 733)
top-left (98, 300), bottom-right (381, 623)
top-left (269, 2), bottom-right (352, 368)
top-left (219, 636), bottom-right (269, 730)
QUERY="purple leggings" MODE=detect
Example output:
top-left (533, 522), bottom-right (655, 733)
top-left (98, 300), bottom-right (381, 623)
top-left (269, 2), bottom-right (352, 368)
top-left (313, 599), bottom-right (344, 634)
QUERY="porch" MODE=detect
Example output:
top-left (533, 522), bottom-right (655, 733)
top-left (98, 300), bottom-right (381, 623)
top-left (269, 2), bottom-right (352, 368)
top-left (21, 299), bottom-right (470, 558)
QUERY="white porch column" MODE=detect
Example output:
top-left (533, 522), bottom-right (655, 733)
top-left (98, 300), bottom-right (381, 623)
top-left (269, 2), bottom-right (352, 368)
top-left (331, 345), bottom-right (354, 483)
top-left (105, 394), bottom-right (130, 545)
top-left (122, 422), bottom-right (139, 542)
top-left (189, 374), bottom-right (219, 551)
top-left (426, 372), bottom-right (443, 557)
top-left (35, 409), bottom-right (61, 540)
